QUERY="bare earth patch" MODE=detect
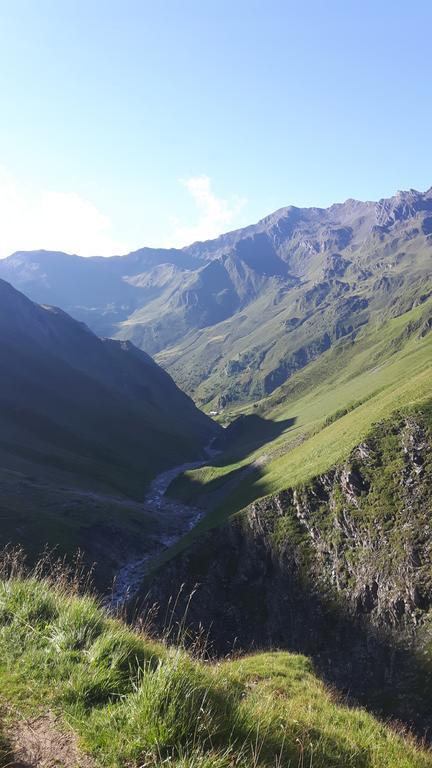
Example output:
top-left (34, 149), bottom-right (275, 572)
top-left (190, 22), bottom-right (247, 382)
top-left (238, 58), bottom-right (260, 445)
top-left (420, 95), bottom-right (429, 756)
top-left (6, 713), bottom-right (96, 768)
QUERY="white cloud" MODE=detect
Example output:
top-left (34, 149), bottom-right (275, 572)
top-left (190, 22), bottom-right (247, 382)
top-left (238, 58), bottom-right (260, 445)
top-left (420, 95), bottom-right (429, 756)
top-left (0, 167), bottom-right (129, 259)
top-left (0, 169), bottom-right (248, 258)
top-left (165, 175), bottom-right (247, 247)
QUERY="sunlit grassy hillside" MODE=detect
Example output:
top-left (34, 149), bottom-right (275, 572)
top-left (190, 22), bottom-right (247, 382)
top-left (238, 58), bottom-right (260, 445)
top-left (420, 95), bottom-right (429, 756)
top-left (168, 298), bottom-right (432, 523)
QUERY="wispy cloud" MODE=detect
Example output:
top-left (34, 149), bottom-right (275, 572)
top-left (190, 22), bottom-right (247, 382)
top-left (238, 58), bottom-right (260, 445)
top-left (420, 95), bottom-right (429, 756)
top-left (165, 175), bottom-right (247, 247)
top-left (0, 167), bottom-right (129, 259)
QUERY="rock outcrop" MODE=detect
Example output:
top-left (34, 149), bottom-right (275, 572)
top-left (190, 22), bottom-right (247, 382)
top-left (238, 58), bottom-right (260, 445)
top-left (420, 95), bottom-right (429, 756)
top-left (143, 406), bottom-right (432, 734)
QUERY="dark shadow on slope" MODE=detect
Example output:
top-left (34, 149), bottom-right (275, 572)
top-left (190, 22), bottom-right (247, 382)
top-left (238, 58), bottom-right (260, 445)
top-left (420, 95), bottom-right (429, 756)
top-left (140, 519), bottom-right (432, 743)
top-left (167, 414), bottom-right (296, 507)
top-left (212, 414), bottom-right (296, 460)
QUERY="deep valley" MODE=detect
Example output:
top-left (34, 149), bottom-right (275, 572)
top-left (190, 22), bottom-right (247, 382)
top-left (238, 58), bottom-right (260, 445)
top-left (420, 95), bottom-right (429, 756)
top-left (1, 187), bottom-right (432, 767)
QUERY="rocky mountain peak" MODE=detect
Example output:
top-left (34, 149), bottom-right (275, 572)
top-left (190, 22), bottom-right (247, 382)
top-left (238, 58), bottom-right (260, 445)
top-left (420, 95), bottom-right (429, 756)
top-left (375, 187), bottom-right (432, 227)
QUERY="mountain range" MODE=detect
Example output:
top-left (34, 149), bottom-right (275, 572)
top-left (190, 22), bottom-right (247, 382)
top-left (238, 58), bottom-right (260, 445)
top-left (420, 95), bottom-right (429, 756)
top-left (1, 187), bottom-right (432, 410)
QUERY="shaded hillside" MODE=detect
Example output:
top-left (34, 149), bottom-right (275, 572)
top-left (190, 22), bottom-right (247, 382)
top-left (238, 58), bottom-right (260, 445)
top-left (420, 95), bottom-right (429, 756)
top-left (0, 279), bottom-right (215, 493)
top-left (2, 188), bottom-right (432, 407)
top-left (0, 280), bottom-right (217, 571)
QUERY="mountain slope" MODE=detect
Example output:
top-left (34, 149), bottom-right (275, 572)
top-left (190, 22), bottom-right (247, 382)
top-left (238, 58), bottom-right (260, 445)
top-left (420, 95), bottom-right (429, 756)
top-left (130, 234), bottom-right (432, 737)
top-left (0, 279), bottom-right (215, 493)
top-left (1, 188), bottom-right (432, 407)
top-left (0, 279), bottom-right (217, 572)
top-left (166, 293), bottom-right (432, 518)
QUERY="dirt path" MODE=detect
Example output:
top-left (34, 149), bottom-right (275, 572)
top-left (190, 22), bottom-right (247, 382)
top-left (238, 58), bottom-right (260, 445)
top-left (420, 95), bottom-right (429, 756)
top-left (4, 713), bottom-right (95, 768)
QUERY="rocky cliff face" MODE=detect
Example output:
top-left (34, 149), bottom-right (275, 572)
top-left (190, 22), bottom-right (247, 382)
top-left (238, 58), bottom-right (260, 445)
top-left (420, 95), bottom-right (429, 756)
top-left (143, 405), bottom-right (432, 733)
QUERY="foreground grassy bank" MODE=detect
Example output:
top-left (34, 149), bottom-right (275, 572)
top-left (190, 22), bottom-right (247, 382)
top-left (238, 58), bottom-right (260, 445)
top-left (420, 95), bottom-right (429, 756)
top-left (0, 555), bottom-right (431, 767)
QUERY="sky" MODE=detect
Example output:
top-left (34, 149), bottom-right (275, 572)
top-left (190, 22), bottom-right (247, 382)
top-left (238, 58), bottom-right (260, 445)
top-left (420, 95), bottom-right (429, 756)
top-left (0, 0), bottom-right (432, 258)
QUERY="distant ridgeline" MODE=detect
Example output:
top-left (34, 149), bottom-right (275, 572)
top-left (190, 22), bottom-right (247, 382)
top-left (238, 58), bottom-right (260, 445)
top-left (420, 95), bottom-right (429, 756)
top-left (1, 187), bottom-right (432, 409)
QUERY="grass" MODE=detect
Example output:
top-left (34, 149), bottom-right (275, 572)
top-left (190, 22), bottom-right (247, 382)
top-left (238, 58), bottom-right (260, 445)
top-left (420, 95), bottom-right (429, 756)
top-left (0, 551), bottom-right (431, 767)
top-left (0, 467), bottom-right (160, 588)
top-left (168, 297), bottom-right (432, 524)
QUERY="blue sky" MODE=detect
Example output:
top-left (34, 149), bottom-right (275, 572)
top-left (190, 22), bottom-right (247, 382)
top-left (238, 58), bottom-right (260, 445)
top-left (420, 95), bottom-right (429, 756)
top-left (0, 0), bottom-right (431, 257)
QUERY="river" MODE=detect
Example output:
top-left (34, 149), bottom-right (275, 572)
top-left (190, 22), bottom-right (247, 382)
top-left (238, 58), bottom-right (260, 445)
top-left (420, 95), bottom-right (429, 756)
top-left (108, 449), bottom-right (215, 609)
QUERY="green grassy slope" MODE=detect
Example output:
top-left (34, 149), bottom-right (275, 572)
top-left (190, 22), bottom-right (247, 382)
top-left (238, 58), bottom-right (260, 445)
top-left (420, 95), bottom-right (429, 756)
top-left (168, 297), bottom-right (432, 525)
top-left (0, 565), bottom-right (430, 767)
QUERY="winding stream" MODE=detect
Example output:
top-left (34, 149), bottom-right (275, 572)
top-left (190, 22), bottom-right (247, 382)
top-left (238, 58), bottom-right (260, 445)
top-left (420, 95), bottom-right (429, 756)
top-left (109, 451), bottom-right (215, 609)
